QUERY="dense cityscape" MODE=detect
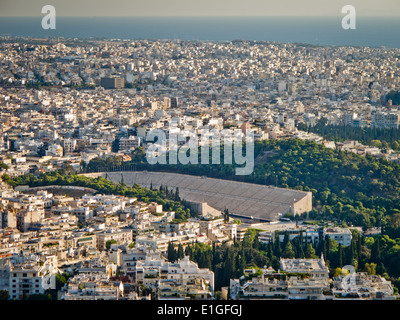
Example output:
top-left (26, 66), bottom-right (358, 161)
top-left (0, 34), bottom-right (400, 302)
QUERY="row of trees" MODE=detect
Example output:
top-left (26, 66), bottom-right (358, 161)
top-left (298, 117), bottom-right (400, 151)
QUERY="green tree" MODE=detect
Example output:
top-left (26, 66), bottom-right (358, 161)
top-left (177, 243), bottom-right (184, 260)
top-left (0, 162), bottom-right (9, 170)
top-left (274, 235), bottom-right (281, 257)
top-left (223, 208), bottom-right (229, 223)
top-left (364, 262), bottom-right (377, 275)
top-left (236, 249), bottom-right (246, 276)
top-left (336, 244), bottom-right (343, 268)
top-left (106, 239), bottom-right (117, 250)
top-left (167, 241), bottom-right (177, 262)
top-left (371, 238), bottom-right (381, 262)
top-left (282, 241), bottom-right (295, 259)
top-left (305, 243), bottom-right (317, 259)
top-left (223, 247), bottom-right (235, 285)
top-left (252, 234), bottom-right (260, 250)
top-left (333, 267), bottom-right (342, 277)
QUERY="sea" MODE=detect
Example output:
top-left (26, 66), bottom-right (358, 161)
top-left (0, 16), bottom-right (400, 49)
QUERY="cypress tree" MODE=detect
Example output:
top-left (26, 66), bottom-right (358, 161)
top-left (224, 247), bottom-right (235, 285)
top-left (175, 187), bottom-right (180, 201)
top-left (325, 235), bottom-right (331, 262)
top-left (357, 234), bottom-right (362, 258)
top-left (223, 208), bottom-right (229, 223)
top-left (305, 243), bottom-right (317, 259)
top-left (282, 241), bottom-right (295, 259)
top-left (371, 238), bottom-right (381, 263)
top-left (252, 234), bottom-right (260, 250)
top-left (296, 237), bottom-right (305, 259)
top-left (177, 243), bottom-right (184, 260)
top-left (282, 232), bottom-right (290, 248)
top-left (267, 241), bottom-right (274, 260)
top-left (337, 243), bottom-right (343, 268)
top-left (204, 251), bottom-right (212, 270)
top-left (185, 244), bottom-right (193, 259)
top-left (236, 250), bottom-right (246, 276)
top-left (167, 241), bottom-right (177, 262)
top-left (274, 234), bottom-right (281, 257)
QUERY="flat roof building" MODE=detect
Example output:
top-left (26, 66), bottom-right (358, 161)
top-left (100, 77), bottom-right (125, 89)
top-left (279, 257), bottom-right (329, 280)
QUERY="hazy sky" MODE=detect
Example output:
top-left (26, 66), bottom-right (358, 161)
top-left (1, 0), bottom-right (399, 17)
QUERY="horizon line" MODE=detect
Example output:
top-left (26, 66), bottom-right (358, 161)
top-left (1, 14), bottom-right (399, 18)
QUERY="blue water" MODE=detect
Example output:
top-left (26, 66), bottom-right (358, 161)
top-left (0, 16), bottom-right (399, 48)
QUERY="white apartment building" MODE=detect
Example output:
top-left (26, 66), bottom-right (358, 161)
top-left (132, 254), bottom-right (215, 293)
top-left (118, 136), bottom-right (141, 152)
top-left (234, 258), bottom-right (330, 300)
top-left (63, 273), bottom-right (122, 300)
top-left (240, 273), bottom-right (288, 299)
top-left (332, 272), bottom-right (395, 300)
top-left (46, 144), bottom-right (63, 157)
top-left (371, 111), bottom-right (400, 129)
top-left (95, 229), bottom-right (133, 251)
top-left (51, 205), bottom-right (93, 223)
top-left (287, 276), bottom-right (329, 300)
top-left (323, 227), bottom-right (352, 247)
top-left (62, 138), bottom-right (77, 154)
top-left (136, 232), bottom-right (209, 253)
top-left (0, 256), bottom-right (58, 300)
top-left (158, 277), bottom-right (213, 300)
top-left (279, 257), bottom-right (330, 280)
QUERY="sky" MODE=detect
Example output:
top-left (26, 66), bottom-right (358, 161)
top-left (0, 0), bottom-right (399, 17)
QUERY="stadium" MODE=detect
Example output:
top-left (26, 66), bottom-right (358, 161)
top-left (84, 171), bottom-right (312, 223)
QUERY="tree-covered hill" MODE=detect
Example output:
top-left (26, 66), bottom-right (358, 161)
top-left (85, 138), bottom-right (400, 231)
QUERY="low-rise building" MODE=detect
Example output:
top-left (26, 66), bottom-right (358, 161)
top-left (279, 257), bottom-right (330, 280)
top-left (323, 227), bottom-right (352, 247)
top-left (332, 272), bottom-right (395, 300)
top-left (96, 229), bottom-right (133, 251)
